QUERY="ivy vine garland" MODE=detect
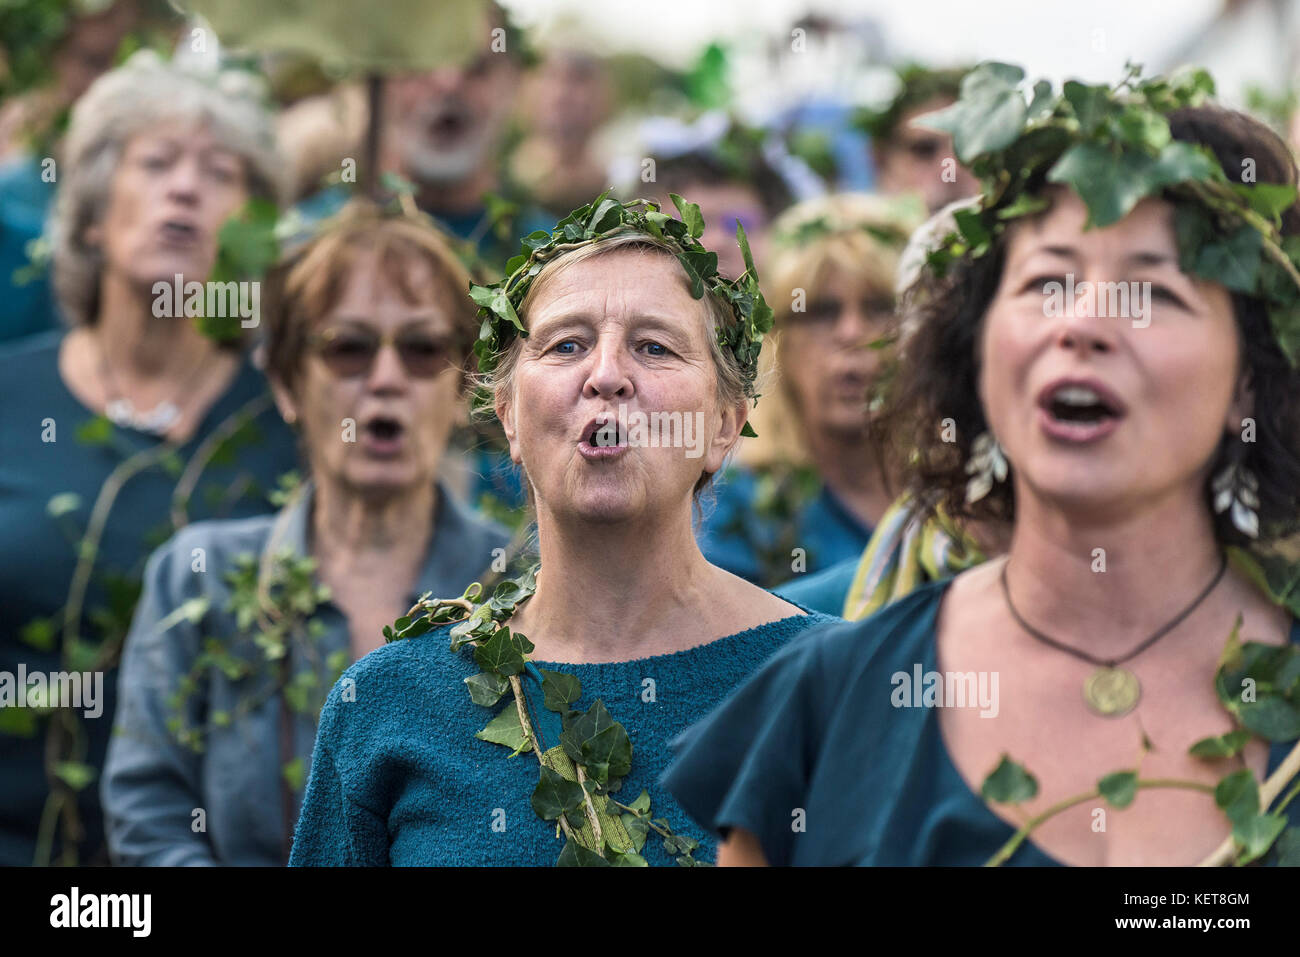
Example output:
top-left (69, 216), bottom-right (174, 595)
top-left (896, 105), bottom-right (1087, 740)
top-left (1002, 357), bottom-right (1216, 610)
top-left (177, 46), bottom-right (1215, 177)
top-left (981, 606), bottom-right (1300, 866)
top-left (384, 566), bottom-right (708, 867)
top-left (920, 62), bottom-right (1300, 364)
top-left (467, 190), bottom-right (774, 434)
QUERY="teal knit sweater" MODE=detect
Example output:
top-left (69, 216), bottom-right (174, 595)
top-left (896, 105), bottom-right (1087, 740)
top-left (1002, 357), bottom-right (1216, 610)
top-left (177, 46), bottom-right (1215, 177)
top-left (289, 607), bottom-right (835, 866)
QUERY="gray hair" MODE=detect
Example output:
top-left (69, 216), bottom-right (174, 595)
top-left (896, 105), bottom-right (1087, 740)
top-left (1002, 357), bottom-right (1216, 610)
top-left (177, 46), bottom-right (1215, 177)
top-left (50, 50), bottom-right (287, 328)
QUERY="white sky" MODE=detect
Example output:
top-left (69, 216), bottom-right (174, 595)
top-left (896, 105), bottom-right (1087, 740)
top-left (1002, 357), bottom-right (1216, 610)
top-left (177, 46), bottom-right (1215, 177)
top-left (502, 0), bottom-right (1224, 83)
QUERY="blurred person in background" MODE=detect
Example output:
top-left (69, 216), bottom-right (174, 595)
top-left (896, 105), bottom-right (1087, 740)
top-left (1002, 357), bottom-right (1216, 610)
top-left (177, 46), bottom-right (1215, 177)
top-left (0, 51), bottom-right (296, 865)
top-left (858, 64), bottom-right (979, 214)
top-left (695, 193), bottom-right (921, 599)
top-left (508, 45), bottom-right (613, 216)
top-left (102, 203), bottom-right (510, 865)
top-left (638, 114), bottom-right (792, 280)
top-left (295, 2), bottom-right (550, 273)
top-left (0, 0), bottom-right (172, 344)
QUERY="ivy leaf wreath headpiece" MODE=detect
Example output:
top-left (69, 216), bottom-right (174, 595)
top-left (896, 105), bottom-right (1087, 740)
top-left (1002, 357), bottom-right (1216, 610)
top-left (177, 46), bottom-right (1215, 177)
top-left (467, 190), bottom-right (775, 436)
top-left (918, 61), bottom-right (1300, 364)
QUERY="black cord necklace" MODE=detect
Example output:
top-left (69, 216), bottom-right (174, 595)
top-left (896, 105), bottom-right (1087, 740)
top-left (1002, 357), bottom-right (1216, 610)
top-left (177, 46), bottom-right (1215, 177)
top-left (999, 554), bottom-right (1228, 717)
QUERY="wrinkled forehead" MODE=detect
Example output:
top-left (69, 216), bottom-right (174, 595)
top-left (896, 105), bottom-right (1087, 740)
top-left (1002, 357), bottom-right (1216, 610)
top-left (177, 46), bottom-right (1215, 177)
top-left (525, 246), bottom-right (707, 333)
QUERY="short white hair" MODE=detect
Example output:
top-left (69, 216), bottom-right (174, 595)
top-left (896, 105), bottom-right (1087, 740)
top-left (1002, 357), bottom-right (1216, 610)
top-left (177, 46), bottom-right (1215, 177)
top-left (51, 50), bottom-right (287, 328)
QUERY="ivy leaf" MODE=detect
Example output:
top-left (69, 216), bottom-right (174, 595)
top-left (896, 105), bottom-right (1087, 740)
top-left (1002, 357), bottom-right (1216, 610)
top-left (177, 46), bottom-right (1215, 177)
top-left (474, 626), bottom-right (530, 677)
top-left (19, 617), bottom-right (56, 652)
top-left (669, 193), bottom-right (705, 239)
top-left (628, 789), bottom-right (652, 815)
top-left (588, 197), bottom-right (623, 233)
top-left (676, 248), bottom-right (718, 299)
top-left (1230, 182), bottom-right (1298, 224)
top-left (1048, 140), bottom-right (1217, 229)
top-left (556, 839), bottom-right (610, 867)
top-left (469, 284), bottom-right (525, 334)
top-left (1062, 80), bottom-right (1109, 135)
top-left (530, 766), bottom-right (587, 821)
top-left (464, 671), bottom-right (510, 707)
top-left (1188, 729), bottom-right (1252, 759)
top-left (75, 416), bottom-right (114, 446)
top-left (920, 63), bottom-right (1027, 164)
top-left (1238, 696), bottom-right (1300, 741)
top-left (1190, 225), bottom-right (1263, 293)
top-left (1234, 813), bottom-right (1287, 865)
top-left (1025, 79), bottom-right (1054, 122)
top-left (475, 702), bottom-right (533, 754)
top-left (997, 193), bottom-right (1049, 221)
top-left (1214, 769), bottom-right (1260, 827)
top-left (281, 757), bottom-right (306, 793)
top-left (621, 814), bottom-right (649, 852)
top-left (53, 761), bottom-right (96, 792)
top-left (981, 755), bottom-right (1038, 803)
top-left (540, 669), bottom-right (581, 713)
top-left (953, 207), bottom-right (991, 254)
top-left (1098, 770), bottom-right (1138, 809)
top-left (736, 221), bottom-right (757, 277)
top-left (560, 700), bottom-right (632, 784)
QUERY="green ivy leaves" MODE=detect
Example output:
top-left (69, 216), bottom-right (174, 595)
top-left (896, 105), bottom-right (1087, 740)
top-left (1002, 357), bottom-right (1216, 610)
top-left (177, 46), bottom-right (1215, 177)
top-left (919, 60), bottom-right (1300, 365)
top-left (399, 564), bottom-right (710, 866)
top-left (467, 190), bottom-right (773, 423)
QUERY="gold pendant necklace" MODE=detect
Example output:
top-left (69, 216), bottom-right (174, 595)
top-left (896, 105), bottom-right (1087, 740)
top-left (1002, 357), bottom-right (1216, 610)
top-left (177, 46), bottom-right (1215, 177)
top-left (1000, 556), bottom-right (1227, 719)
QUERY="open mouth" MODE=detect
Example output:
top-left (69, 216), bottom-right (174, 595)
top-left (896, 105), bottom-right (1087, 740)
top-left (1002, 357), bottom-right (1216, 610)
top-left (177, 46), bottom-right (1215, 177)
top-left (1043, 384), bottom-right (1121, 425)
top-left (362, 416), bottom-right (406, 453)
top-left (159, 220), bottom-right (199, 245)
top-left (577, 415), bottom-right (629, 459)
top-left (427, 109), bottom-right (470, 142)
top-left (587, 421), bottom-right (626, 448)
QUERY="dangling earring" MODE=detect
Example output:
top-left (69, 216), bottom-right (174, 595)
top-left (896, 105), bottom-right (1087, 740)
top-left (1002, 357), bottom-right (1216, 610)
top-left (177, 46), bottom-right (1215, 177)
top-left (1212, 459), bottom-right (1260, 538)
top-left (965, 431), bottom-right (1008, 504)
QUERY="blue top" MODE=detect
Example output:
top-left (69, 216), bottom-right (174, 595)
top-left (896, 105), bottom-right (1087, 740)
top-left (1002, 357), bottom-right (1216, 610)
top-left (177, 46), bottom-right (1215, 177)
top-left (0, 330), bottom-right (298, 865)
top-left (773, 556), bottom-right (859, 617)
top-left (661, 578), bottom-right (1300, 866)
top-left (0, 154), bottom-right (58, 343)
top-left (696, 465), bottom-right (872, 586)
top-left (100, 481), bottom-right (510, 866)
top-left (289, 604), bottom-right (838, 866)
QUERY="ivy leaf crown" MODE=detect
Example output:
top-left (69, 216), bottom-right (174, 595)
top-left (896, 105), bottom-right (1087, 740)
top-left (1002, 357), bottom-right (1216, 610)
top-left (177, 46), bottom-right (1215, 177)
top-left (919, 61), bottom-right (1300, 365)
top-left (468, 190), bottom-right (775, 437)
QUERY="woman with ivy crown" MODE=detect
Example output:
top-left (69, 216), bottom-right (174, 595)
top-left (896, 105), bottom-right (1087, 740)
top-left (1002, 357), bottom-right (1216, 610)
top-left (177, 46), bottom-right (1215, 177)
top-left (101, 202), bottom-right (510, 865)
top-left (290, 192), bottom-right (837, 866)
top-left (663, 63), bottom-right (1300, 866)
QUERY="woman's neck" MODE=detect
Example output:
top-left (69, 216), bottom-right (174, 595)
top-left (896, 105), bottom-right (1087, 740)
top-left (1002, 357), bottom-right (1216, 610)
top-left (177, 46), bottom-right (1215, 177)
top-left (96, 272), bottom-right (216, 379)
top-left (805, 424), bottom-right (892, 528)
top-left (311, 477), bottom-right (437, 573)
top-left (1002, 481), bottom-right (1226, 660)
top-left (514, 498), bottom-right (719, 663)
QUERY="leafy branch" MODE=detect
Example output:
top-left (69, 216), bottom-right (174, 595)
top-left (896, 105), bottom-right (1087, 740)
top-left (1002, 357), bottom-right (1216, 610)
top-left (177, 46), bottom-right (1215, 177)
top-left (981, 614), bottom-right (1300, 867)
top-left (386, 566), bottom-right (708, 866)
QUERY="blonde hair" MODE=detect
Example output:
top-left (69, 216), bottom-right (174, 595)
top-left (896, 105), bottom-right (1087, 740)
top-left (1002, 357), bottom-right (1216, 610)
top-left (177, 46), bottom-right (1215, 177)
top-left (741, 192), bottom-right (923, 467)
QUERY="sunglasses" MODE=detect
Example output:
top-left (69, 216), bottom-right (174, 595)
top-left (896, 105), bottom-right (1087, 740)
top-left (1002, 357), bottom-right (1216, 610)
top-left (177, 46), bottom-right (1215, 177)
top-left (306, 324), bottom-right (460, 379)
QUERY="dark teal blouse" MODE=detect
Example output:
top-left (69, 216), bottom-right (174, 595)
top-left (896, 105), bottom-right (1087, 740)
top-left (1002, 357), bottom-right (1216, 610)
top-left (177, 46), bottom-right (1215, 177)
top-left (661, 578), bottom-right (1300, 866)
top-left (0, 331), bottom-right (297, 865)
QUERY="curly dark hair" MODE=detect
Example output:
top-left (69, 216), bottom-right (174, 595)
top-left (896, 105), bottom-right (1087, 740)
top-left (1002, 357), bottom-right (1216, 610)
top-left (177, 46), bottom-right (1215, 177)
top-left (874, 104), bottom-right (1300, 548)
